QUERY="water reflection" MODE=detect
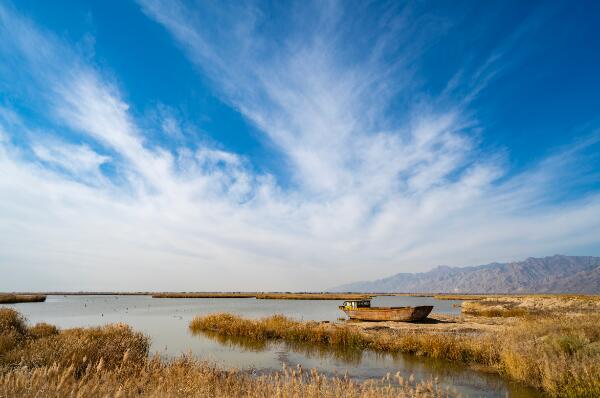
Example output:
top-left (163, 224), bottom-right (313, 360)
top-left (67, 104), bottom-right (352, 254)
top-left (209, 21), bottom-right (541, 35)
top-left (199, 330), bottom-right (270, 351)
top-left (198, 330), bottom-right (365, 365)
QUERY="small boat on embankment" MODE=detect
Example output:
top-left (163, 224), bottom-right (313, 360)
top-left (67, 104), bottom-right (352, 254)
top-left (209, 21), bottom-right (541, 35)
top-left (339, 299), bottom-right (433, 322)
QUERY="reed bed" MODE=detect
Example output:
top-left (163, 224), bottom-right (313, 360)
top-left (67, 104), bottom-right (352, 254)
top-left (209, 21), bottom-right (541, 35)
top-left (461, 301), bottom-right (528, 317)
top-left (0, 308), bottom-right (445, 398)
top-left (499, 314), bottom-right (600, 397)
top-left (0, 358), bottom-right (446, 398)
top-left (190, 312), bottom-right (600, 397)
top-left (0, 308), bottom-right (149, 374)
top-left (0, 294), bottom-right (46, 304)
top-left (41, 291), bottom-right (150, 295)
top-left (462, 295), bottom-right (600, 317)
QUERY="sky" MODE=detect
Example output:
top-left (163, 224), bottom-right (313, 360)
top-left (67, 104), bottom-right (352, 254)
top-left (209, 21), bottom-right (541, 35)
top-left (1, 0), bottom-right (600, 291)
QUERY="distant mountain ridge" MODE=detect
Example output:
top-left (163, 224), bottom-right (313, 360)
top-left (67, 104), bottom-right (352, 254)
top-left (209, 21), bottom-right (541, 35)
top-left (330, 255), bottom-right (600, 294)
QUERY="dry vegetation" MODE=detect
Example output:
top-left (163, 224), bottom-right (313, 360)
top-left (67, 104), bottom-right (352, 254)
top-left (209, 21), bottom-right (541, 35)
top-left (499, 315), bottom-right (600, 397)
top-left (0, 359), bottom-right (445, 398)
top-left (461, 295), bottom-right (600, 317)
top-left (0, 308), bottom-right (148, 373)
top-left (0, 308), bottom-right (445, 397)
top-left (20, 292), bottom-right (151, 296)
top-left (0, 294), bottom-right (46, 304)
top-left (461, 301), bottom-right (529, 317)
top-left (190, 312), bottom-right (600, 397)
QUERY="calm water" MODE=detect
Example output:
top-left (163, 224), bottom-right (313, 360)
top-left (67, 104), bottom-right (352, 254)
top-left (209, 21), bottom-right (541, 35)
top-left (3, 295), bottom-right (539, 398)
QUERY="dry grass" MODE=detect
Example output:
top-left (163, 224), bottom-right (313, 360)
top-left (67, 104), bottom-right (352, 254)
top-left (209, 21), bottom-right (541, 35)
top-left (190, 312), bottom-right (600, 397)
top-left (461, 301), bottom-right (529, 317)
top-left (0, 308), bottom-right (149, 375)
top-left (153, 293), bottom-right (257, 298)
top-left (255, 293), bottom-right (373, 300)
top-left (15, 292), bottom-right (151, 296)
top-left (0, 357), bottom-right (446, 398)
top-left (0, 308), bottom-right (444, 398)
top-left (499, 314), bottom-right (600, 397)
top-left (0, 294), bottom-right (46, 304)
top-left (462, 295), bottom-right (600, 317)
top-left (26, 323), bottom-right (59, 339)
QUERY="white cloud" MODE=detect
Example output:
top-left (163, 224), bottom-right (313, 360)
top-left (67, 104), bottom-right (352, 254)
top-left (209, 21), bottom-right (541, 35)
top-left (32, 140), bottom-right (109, 182)
top-left (0, 2), bottom-right (599, 291)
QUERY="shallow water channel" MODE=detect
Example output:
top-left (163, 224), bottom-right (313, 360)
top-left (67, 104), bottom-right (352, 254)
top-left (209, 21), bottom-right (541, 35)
top-left (4, 295), bottom-right (540, 397)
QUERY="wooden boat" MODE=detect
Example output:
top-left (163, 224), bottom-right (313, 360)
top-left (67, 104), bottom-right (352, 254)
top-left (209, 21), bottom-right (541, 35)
top-left (339, 299), bottom-right (433, 322)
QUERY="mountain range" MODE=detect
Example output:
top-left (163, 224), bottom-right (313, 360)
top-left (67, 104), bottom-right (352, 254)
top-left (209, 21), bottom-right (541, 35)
top-left (330, 255), bottom-right (600, 294)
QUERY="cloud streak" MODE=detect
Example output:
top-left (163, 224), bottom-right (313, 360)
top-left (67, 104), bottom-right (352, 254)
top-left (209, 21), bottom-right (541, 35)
top-left (0, 1), bottom-right (599, 290)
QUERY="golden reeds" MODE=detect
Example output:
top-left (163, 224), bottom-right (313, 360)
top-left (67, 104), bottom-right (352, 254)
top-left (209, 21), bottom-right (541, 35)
top-left (461, 295), bottom-right (600, 317)
top-left (0, 294), bottom-right (46, 304)
top-left (499, 314), bottom-right (600, 397)
top-left (0, 357), bottom-right (446, 398)
top-left (0, 308), bottom-right (149, 374)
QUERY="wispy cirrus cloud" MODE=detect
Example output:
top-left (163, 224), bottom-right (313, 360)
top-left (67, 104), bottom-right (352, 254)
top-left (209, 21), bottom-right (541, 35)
top-left (0, 1), bottom-right (599, 291)
top-left (32, 140), bottom-right (109, 183)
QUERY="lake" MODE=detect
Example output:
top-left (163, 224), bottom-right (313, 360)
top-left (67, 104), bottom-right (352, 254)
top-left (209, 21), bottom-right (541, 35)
top-left (3, 295), bottom-right (539, 397)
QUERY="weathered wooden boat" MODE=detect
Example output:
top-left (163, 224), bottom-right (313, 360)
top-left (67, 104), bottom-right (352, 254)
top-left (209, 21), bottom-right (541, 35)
top-left (339, 299), bottom-right (433, 322)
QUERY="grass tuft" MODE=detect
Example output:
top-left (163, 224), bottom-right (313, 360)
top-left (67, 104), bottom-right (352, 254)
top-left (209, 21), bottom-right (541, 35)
top-left (0, 308), bottom-right (149, 375)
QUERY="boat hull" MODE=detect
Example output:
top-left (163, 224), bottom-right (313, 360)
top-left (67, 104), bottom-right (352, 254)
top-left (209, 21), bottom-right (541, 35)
top-left (339, 305), bottom-right (433, 322)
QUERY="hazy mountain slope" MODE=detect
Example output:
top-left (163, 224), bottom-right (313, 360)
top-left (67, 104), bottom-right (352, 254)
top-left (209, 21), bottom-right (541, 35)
top-left (330, 255), bottom-right (600, 293)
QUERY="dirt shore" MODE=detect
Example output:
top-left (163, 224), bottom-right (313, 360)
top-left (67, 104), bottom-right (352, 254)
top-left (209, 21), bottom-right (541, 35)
top-left (343, 313), bottom-right (516, 335)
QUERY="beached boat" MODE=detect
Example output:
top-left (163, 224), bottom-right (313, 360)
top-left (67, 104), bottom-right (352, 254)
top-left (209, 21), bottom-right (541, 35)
top-left (339, 299), bottom-right (433, 321)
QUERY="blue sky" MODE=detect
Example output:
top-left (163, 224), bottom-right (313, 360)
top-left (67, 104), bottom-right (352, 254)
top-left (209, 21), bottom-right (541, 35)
top-left (1, 0), bottom-right (599, 291)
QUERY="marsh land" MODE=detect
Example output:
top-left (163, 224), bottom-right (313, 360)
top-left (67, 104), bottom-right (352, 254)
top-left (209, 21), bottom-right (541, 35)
top-left (1, 294), bottom-right (598, 397)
